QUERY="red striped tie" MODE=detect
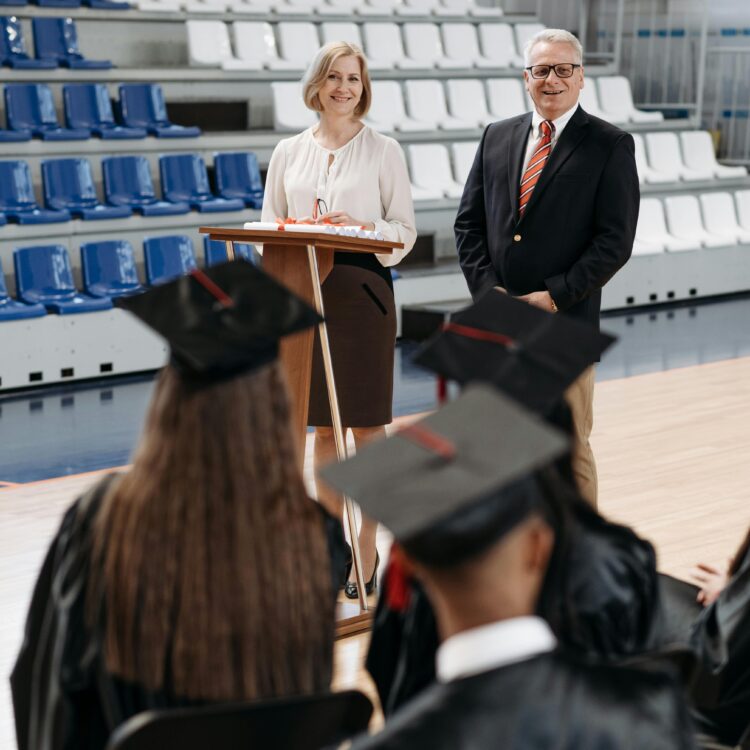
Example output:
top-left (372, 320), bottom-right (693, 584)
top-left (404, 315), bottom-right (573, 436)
top-left (518, 120), bottom-right (554, 217)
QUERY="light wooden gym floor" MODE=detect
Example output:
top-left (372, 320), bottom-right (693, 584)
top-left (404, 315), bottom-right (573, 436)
top-left (2, 356), bottom-right (749, 749)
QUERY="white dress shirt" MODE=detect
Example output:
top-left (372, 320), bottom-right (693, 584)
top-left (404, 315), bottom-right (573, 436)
top-left (436, 616), bottom-right (557, 683)
top-left (520, 102), bottom-right (581, 181)
top-left (261, 125), bottom-right (417, 267)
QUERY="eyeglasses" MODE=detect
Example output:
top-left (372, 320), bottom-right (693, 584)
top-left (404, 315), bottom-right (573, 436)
top-left (526, 63), bottom-right (581, 79)
top-left (312, 197), bottom-right (328, 220)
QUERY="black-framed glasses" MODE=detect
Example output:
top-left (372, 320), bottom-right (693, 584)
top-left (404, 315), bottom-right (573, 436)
top-left (313, 197), bottom-right (328, 219)
top-left (526, 63), bottom-right (581, 79)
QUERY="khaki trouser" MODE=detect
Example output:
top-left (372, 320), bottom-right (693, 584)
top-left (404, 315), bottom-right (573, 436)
top-left (564, 366), bottom-right (597, 507)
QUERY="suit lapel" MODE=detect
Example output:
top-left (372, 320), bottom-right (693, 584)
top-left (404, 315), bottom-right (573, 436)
top-left (518, 106), bottom-right (590, 223)
top-left (508, 112), bottom-right (532, 220)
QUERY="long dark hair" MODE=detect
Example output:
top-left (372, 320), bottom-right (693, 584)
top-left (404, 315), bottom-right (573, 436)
top-left (88, 361), bottom-right (335, 701)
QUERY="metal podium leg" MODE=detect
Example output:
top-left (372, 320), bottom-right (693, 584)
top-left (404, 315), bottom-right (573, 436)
top-left (225, 240), bottom-right (235, 261)
top-left (306, 245), bottom-right (369, 612)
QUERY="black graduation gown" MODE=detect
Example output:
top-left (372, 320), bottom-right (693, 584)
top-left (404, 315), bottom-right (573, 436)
top-left (10, 475), bottom-right (348, 750)
top-left (367, 508), bottom-right (660, 715)
top-left (351, 651), bottom-right (697, 749)
top-left (657, 543), bottom-right (750, 745)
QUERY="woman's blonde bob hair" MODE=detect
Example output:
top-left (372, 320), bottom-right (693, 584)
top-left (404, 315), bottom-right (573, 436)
top-left (302, 42), bottom-right (372, 118)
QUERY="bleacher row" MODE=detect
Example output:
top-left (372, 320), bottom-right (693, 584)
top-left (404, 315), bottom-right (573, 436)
top-left (0, 235), bottom-right (254, 318)
top-left (0, 16), bottom-right (112, 70)
top-left (187, 19), bottom-right (540, 71)
top-left (0, 82), bottom-right (200, 141)
top-left (273, 75), bottom-right (663, 133)
top-left (0, 152), bottom-right (262, 224)
top-left (407, 131), bottom-right (749, 201)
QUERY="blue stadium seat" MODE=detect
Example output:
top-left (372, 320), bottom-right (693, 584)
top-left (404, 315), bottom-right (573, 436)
top-left (34, 0), bottom-right (81, 8)
top-left (13, 244), bottom-right (113, 314)
top-left (143, 235), bottom-right (197, 286)
top-left (0, 0), bottom-right (27, 7)
top-left (0, 16), bottom-right (57, 69)
top-left (102, 156), bottom-right (190, 216)
top-left (5, 84), bottom-right (89, 140)
top-left (0, 161), bottom-right (70, 224)
top-left (213, 151), bottom-right (264, 209)
top-left (80, 240), bottom-right (144, 298)
top-left (0, 258), bottom-right (46, 321)
top-left (118, 84), bottom-right (201, 138)
top-left (42, 158), bottom-right (132, 220)
top-left (83, 0), bottom-right (131, 8)
top-left (203, 237), bottom-right (258, 266)
top-left (64, 84), bottom-right (146, 139)
top-left (32, 17), bottom-right (113, 69)
top-left (159, 155), bottom-right (244, 213)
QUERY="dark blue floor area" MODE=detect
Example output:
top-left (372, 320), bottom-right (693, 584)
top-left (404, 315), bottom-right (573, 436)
top-left (2, 295), bottom-right (750, 484)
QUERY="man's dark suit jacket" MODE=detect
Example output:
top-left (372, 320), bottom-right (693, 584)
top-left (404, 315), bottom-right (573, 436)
top-left (454, 105), bottom-right (640, 329)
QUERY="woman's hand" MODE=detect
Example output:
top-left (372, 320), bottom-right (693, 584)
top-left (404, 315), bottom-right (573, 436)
top-left (689, 561), bottom-right (731, 607)
top-left (319, 211), bottom-right (375, 230)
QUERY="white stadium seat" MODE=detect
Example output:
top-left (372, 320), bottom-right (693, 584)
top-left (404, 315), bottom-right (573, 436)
top-left (275, 23), bottom-right (320, 70)
top-left (186, 21), bottom-right (261, 70)
top-left (514, 22), bottom-right (545, 59)
top-left (405, 80), bottom-right (477, 130)
top-left (317, 0), bottom-right (364, 15)
top-left (437, 0), bottom-right (502, 16)
top-left (664, 195), bottom-right (731, 248)
top-left (409, 143), bottom-right (465, 199)
top-left (579, 80), bottom-right (621, 123)
top-left (361, 0), bottom-right (401, 14)
top-left (229, 0), bottom-right (272, 14)
top-left (478, 23), bottom-right (524, 68)
top-left (446, 79), bottom-right (493, 128)
top-left (365, 81), bottom-right (428, 132)
top-left (362, 23), bottom-right (426, 70)
top-left (597, 76), bottom-right (664, 124)
top-left (735, 190), bottom-right (750, 231)
top-left (397, 0), bottom-right (439, 15)
top-left (275, 0), bottom-right (320, 15)
top-left (699, 192), bottom-right (750, 244)
top-left (403, 23), bottom-right (470, 69)
top-left (485, 78), bottom-right (528, 120)
top-left (442, 23), bottom-right (498, 69)
top-left (680, 131), bottom-right (749, 180)
top-left (632, 133), bottom-right (674, 185)
top-left (138, 0), bottom-right (181, 12)
top-left (636, 198), bottom-right (699, 253)
top-left (320, 22), bottom-right (363, 46)
top-left (646, 132), bottom-right (715, 183)
top-left (233, 22), bottom-right (298, 70)
top-left (272, 81), bottom-right (317, 132)
top-left (451, 140), bottom-right (480, 184)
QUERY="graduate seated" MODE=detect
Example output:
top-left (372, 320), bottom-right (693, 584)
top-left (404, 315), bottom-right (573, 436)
top-left (11, 260), bottom-right (348, 750)
top-left (658, 527), bottom-right (750, 747)
top-left (321, 385), bottom-right (697, 749)
top-left (366, 290), bottom-right (664, 714)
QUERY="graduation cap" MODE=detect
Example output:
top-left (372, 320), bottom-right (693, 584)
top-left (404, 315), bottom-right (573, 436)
top-left (412, 289), bottom-right (616, 414)
top-left (319, 383), bottom-right (569, 567)
top-left (116, 259), bottom-right (321, 383)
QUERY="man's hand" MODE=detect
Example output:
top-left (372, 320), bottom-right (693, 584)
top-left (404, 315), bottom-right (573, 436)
top-left (494, 286), bottom-right (507, 294)
top-left (517, 290), bottom-right (556, 312)
top-left (690, 561), bottom-right (731, 607)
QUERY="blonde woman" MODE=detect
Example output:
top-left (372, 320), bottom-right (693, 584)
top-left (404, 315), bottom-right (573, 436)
top-left (262, 42), bottom-right (417, 598)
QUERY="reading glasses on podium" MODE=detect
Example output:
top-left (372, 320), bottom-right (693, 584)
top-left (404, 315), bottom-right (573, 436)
top-left (525, 63), bottom-right (581, 79)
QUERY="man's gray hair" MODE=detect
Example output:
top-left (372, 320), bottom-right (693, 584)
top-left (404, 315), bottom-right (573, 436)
top-left (524, 29), bottom-right (583, 67)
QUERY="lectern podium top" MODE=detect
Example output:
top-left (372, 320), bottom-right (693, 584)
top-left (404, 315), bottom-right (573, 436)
top-left (199, 227), bottom-right (401, 256)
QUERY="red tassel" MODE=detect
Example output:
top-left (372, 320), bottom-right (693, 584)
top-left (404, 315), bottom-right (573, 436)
top-left (437, 375), bottom-right (448, 405)
top-left (385, 545), bottom-right (412, 613)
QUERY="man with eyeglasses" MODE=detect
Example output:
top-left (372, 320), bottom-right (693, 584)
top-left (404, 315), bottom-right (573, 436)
top-left (455, 28), bottom-right (639, 508)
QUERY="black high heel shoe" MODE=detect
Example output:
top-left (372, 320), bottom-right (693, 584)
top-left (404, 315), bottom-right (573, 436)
top-left (344, 551), bottom-right (380, 600)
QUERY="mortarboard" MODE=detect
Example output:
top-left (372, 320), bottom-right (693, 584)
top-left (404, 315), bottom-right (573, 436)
top-left (116, 259), bottom-right (321, 383)
top-left (319, 384), bottom-right (569, 567)
top-left (412, 289), bottom-right (616, 414)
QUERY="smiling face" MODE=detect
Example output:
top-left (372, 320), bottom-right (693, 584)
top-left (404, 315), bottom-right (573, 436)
top-left (524, 40), bottom-right (584, 122)
top-left (317, 54), bottom-right (363, 119)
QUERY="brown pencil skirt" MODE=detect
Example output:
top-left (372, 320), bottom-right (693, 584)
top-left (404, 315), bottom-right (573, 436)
top-left (307, 263), bottom-right (396, 428)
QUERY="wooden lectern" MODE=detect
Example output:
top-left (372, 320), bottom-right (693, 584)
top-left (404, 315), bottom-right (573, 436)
top-left (199, 227), bottom-right (404, 637)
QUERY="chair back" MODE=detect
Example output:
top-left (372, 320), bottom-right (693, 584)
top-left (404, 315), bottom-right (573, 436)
top-left (143, 235), bottom-right (197, 285)
top-left (0, 160), bottom-right (38, 210)
top-left (159, 154), bottom-right (212, 202)
top-left (203, 237), bottom-right (256, 266)
top-left (6, 83), bottom-right (59, 130)
top-left (119, 84), bottom-right (169, 128)
top-left (13, 244), bottom-right (77, 303)
top-left (64, 83), bottom-right (115, 129)
top-left (213, 151), bottom-right (263, 199)
top-left (81, 240), bottom-right (143, 297)
top-left (103, 155), bottom-right (157, 206)
top-left (107, 691), bottom-right (373, 750)
top-left (42, 158), bottom-right (99, 210)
